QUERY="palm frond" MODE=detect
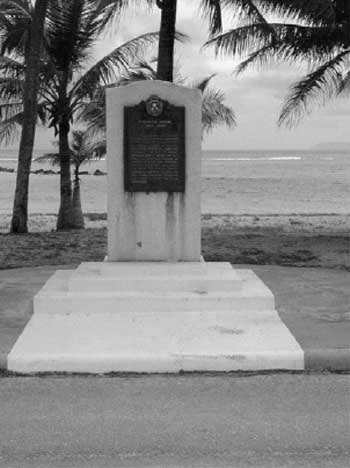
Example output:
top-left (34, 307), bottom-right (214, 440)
top-left (200, 0), bottom-right (223, 36)
top-left (92, 0), bottom-right (154, 32)
top-left (0, 109), bottom-right (22, 144)
top-left (122, 60), bottom-right (157, 82)
top-left (201, 86), bottom-right (236, 134)
top-left (46, 0), bottom-right (112, 72)
top-left (0, 0), bottom-right (32, 17)
top-left (36, 101), bottom-right (49, 124)
top-left (222, 0), bottom-right (273, 26)
top-left (0, 55), bottom-right (25, 76)
top-left (279, 50), bottom-right (350, 127)
top-left (193, 73), bottom-right (216, 92)
top-left (0, 0), bottom-right (32, 55)
top-left (338, 68), bottom-right (350, 94)
top-left (70, 31), bottom-right (159, 104)
top-left (0, 76), bottom-right (24, 100)
top-left (207, 23), bottom-right (343, 63)
top-left (235, 44), bottom-right (276, 73)
top-left (0, 99), bottom-right (23, 120)
top-left (87, 137), bottom-right (106, 158)
top-left (252, 0), bottom-right (335, 25)
top-left (35, 152), bottom-right (61, 165)
top-left (205, 23), bottom-right (273, 56)
top-left (77, 92), bottom-right (105, 134)
top-left (89, 0), bottom-right (127, 33)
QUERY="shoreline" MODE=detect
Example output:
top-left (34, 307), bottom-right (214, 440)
top-left (1, 212), bottom-right (350, 235)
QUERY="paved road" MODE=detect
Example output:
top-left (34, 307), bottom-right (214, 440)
top-left (1, 374), bottom-right (349, 467)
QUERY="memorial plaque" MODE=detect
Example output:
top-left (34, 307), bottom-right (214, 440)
top-left (124, 95), bottom-right (185, 192)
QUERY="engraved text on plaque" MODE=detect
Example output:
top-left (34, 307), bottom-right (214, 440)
top-left (124, 95), bottom-right (185, 192)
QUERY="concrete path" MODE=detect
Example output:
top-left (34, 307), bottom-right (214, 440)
top-left (0, 374), bottom-right (349, 467)
top-left (0, 264), bottom-right (349, 372)
top-left (249, 266), bottom-right (350, 370)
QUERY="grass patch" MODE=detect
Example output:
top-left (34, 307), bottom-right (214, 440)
top-left (1, 223), bottom-right (349, 270)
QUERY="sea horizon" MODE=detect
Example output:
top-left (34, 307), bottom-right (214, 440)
top-left (1, 147), bottom-right (350, 162)
top-left (1, 147), bottom-right (350, 216)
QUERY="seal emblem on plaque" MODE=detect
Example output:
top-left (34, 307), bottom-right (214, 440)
top-left (146, 95), bottom-right (163, 117)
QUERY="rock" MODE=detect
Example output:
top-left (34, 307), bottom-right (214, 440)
top-left (0, 166), bottom-right (15, 173)
top-left (31, 169), bottom-right (57, 175)
top-left (93, 169), bottom-right (106, 176)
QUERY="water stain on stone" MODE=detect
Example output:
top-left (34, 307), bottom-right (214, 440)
top-left (177, 354), bottom-right (246, 361)
top-left (318, 312), bottom-right (350, 323)
top-left (212, 326), bottom-right (245, 335)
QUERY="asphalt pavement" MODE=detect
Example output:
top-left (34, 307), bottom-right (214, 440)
top-left (0, 374), bottom-right (349, 467)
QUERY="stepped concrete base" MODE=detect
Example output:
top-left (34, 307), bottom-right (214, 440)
top-left (7, 262), bottom-right (304, 373)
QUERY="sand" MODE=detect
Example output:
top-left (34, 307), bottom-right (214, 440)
top-left (1, 169), bottom-right (349, 270)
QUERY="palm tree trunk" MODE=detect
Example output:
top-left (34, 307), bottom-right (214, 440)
top-left (10, 0), bottom-right (49, 233)
top-left (72, 164), bottom-right (84, 229)
top-left (345, 0), bottom-right (350, 42)
top-left (56, 119), bottom-right (74, 230)
top-left (156, 0), bottom-right (177, 82)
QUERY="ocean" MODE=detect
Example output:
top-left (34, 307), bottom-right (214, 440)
top-left (1, 149), bottom-right (350, 215)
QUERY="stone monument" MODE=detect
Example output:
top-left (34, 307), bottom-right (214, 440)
top-left (107, 81), bottom-right (201, 261)
top-left (7, 81), bottom-right (303, 373)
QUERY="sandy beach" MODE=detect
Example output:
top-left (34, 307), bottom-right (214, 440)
top-left (1, 151), bottom-right (349, 270)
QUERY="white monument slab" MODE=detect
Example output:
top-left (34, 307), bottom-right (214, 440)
top-left (107, 81), bottom-right (201, 261)
top-left (7, 81), bottom-right (304, 373)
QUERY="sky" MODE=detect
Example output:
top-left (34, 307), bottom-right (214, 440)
top-left (33, 1), bottom-right (350, 151)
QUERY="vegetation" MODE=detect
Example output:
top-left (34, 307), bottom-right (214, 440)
top-left (35, 130), bottom-right (105, 228)
top-left (0, 0), bottom-right (271, 233)
top-left (2, 216), bottom-right (349, 270)
top-left (155, 0), bottom-right (223, 81)
top-left (0, 0), bottom-right (50, 233)
top-left (206, 0), bottom-right (350, 126)
top-left (81, 63), bottom-right (236, 140)
top-left (6, 0), bottom-right (337, 234)
top-left (154, 0), bottom-right (289, 81)
top-left (0, 0), bottom-right (158, 230)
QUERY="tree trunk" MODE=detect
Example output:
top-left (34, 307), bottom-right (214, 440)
top-left (10, 0), bottom-right (49, 233)
top-left (156, 0), bottom-right (177, 82)
top-left (72, 165), bottom-right (85, 229)
top-left (56, 120), bottom-right (74, 230)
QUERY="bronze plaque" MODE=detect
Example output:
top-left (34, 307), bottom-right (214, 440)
top-left (124, 95), bottom-right (185, 192)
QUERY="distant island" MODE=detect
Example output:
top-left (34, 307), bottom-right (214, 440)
top-left (311, 142), bottom-right (350, 151)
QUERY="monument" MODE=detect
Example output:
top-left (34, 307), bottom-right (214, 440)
top-left (7, 81), bottom-right (303, 373)
top-left (107, 81), bottom-right (201, 262)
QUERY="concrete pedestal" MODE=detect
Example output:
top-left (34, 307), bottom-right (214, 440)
top-left (7, 82), bottom-right (303, 373)
top-left (8, 262), bottom-right (304, 373)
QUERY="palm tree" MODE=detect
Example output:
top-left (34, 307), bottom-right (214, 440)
top-left (205, 0), bottom-right (350, 126)
top-left (35, 130), bottom-right (106, 228)
top-left (156, 0), bottom-right (178, 81)
top-left (99, 0), bottom-right (222, 82)
top-left (105, 0), bottom-right (274, 82)
top-left (0, 1), bottom-right (159, 230)
top-left (80, 63), bottom-right (236, 139)
top-left (0, 0), bottom-right (49, 233)
top-left (45, 0), bottom-right (158, 230)
top-left (154, 0), bottom-right (322, 81)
